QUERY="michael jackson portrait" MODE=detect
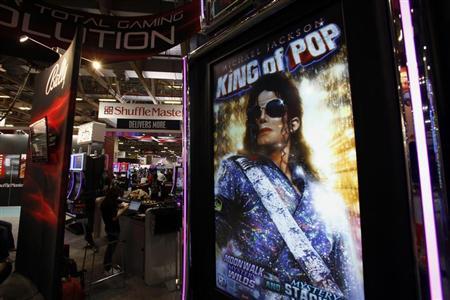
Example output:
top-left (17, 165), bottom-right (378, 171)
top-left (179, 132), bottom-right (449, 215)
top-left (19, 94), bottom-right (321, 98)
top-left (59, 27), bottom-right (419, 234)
top-left (213, 8), bottom-right (365, 300)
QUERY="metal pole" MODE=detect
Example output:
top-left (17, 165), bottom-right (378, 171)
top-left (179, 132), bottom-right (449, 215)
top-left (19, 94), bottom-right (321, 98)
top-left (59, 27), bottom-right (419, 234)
top-left (7, 158), bottom-right (13, 206)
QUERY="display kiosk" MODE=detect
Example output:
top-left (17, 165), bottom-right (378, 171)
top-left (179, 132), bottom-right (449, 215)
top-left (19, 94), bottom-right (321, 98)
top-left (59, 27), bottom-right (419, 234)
top-left (186, 0), bottom-right (422, 299)
top-left (67, 153), bottom-right (87, 215)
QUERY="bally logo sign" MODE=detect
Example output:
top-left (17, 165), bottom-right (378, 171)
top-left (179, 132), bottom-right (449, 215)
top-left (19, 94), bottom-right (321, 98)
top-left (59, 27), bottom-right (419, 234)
top-left (98, 103), bottom-right (182, 120)
top-left (45, 58), bottom-right (68, 95)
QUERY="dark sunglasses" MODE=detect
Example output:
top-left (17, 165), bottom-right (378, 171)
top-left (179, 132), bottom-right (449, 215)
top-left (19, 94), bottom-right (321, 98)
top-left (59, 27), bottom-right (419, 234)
top-left (247, 98), bottom-right (286, 119)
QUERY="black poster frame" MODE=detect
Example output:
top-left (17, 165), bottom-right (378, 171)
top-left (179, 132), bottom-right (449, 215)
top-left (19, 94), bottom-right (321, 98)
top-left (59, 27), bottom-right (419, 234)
top-left (187, 0), bottom-right (421, 299)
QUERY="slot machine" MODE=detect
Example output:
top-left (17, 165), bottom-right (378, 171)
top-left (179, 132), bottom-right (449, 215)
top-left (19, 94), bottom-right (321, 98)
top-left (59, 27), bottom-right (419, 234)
top-left (67, 153), bottom-right (86, 216)
top-left (183, 0), bottom-right (441, 299)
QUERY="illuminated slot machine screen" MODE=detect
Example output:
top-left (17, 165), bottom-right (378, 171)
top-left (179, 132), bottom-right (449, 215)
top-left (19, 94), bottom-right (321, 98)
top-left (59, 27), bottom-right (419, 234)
top-left (120, 162), bottom-right (129, 173)
top-left (171, 166), bottom-right (184, 195)
top-left (212, 5), bottom-right (364, 300)
top-left (187, 0), bottom-right (421, 299)
top-left (70, 153), bottom-right (86, 171)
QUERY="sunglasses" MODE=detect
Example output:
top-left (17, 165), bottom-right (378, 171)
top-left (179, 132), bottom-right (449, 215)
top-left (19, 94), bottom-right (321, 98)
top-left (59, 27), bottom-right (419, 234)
top-left (247, 98), bottom-right (286, 119)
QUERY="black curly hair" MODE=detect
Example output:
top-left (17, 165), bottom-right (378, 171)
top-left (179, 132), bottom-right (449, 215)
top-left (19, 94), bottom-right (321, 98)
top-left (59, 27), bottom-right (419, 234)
top-left (243, 72), bottom-right (318, 179)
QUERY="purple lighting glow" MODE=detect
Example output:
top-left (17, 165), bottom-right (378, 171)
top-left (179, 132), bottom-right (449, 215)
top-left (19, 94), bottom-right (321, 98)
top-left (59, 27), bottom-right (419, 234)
top-left (399, 0), bottom-right (443, 299)
top-left (181, 56), bottom-right (189, 300)
top-left (200, 0), bottom-right (205, 20)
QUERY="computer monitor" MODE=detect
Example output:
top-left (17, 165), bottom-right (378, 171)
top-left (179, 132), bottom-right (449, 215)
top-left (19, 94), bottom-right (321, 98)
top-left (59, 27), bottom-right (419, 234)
top-left (128, 200), bottom-right (141, 212)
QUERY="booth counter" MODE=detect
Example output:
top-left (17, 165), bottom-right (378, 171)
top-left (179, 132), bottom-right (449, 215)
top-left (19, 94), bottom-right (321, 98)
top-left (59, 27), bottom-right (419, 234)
top-left (118, 202), bottom-right (181, 286)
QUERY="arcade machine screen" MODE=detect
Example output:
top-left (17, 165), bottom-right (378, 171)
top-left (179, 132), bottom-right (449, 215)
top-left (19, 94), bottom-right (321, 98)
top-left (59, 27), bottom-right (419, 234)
top-left (171, 166), bottom-right (183, 195)
top-left (29, 117), bottom-right (48, 163)
top-left (119, 162), bottom-right (129, 173)
top-left (213, 3), bottom-right (364, 299)
top-left (70, 153), bottom-right (86, 171)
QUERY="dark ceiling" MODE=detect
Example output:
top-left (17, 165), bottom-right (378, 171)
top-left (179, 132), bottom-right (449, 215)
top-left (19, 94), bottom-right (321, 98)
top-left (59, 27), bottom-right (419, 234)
top-left (45, 0), bottom-right (181, 16)
top-left (0, 0), bottom-right (186, 129)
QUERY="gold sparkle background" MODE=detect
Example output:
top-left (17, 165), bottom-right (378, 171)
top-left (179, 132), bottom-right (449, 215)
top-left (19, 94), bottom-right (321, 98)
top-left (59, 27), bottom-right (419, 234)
top-left (213, 47), bottom-right (361, 250)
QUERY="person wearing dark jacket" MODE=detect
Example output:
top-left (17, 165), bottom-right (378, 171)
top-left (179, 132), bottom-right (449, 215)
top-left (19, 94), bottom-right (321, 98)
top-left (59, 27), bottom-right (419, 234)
top-left (100, 182), bottom-right (128, 275)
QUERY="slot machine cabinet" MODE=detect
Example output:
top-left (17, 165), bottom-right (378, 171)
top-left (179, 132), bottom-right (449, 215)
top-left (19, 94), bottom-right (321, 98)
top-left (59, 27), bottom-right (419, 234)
top-left (185, 0), bottom-right (423, 299)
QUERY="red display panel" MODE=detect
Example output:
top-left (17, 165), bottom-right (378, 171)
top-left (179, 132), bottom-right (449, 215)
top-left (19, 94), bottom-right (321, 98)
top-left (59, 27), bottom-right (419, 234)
top-left (15, 32), bottom-right (81, 299)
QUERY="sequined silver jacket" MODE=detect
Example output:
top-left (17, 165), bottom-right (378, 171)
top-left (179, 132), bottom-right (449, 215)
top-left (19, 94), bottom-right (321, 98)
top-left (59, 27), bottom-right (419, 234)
top-left (215, 155), bottom-right (364, 300)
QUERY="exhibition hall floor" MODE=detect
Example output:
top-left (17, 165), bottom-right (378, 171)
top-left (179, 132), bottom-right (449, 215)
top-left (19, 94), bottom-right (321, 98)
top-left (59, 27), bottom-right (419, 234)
top-left (0, 207), bottom-right (180, 300)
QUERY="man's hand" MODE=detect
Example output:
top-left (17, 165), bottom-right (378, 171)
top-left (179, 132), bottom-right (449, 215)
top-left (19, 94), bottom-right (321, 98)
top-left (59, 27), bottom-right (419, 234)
top-left (118, 202), bottom-right (129, 209)
top-left (116, 203), bottom-right (130, 218)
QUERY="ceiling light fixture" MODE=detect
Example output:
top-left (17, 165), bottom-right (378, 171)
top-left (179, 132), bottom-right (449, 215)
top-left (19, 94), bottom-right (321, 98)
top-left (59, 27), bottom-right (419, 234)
top-left (156, 96), bottom-right (182, 101)
top-left (163, 101), bottom-right (182, 105)
top-left (92, 60), bottom-right (102, 70)
top-left (76, 97), bottom-right (83, 101)
top-left (0, 95), bottom-right (11, 98)
top-left (143, 71), bottom-right (182, 80)
top-left (124, 70), bottom-right (182, 80)
top-left (19, 35), bottom-right (57, 54)
top-left (18, 106), bottom-right (31, 111)
top-left (19, 35), bottom-right (29, 43)
top-left (98, 98), bottom-right (116, 102)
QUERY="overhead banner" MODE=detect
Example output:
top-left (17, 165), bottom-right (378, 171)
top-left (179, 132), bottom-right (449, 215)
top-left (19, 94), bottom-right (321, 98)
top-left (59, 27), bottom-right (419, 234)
top-left (98, 102), bottom-right (182, 120)
top-left (0, 0), bottom-right (200, 61)
top-left (213, 3), bottom-right (365, 300)
top-left (15, 31), bottom-right (81, 300)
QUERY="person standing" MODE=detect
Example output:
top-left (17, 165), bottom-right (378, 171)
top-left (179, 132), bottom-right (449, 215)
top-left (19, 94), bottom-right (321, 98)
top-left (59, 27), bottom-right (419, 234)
top-left (100, 180), bottom-right (128, 275)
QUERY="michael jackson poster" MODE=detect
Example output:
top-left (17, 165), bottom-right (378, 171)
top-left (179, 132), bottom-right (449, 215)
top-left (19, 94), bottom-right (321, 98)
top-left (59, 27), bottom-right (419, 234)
top-left (213, 4), bottom-right (365, 300)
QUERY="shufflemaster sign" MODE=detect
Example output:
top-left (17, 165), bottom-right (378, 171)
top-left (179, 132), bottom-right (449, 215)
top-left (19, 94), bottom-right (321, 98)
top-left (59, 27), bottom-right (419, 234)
top-left (98, 103), bottom-right (182, 120)
top-left (98, 103), bottom-right (182, 130)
